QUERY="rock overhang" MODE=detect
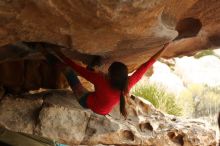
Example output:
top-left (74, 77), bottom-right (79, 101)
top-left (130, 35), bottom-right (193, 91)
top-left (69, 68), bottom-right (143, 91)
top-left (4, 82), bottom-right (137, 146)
top-left (0, 0), bottom-right (220, 92)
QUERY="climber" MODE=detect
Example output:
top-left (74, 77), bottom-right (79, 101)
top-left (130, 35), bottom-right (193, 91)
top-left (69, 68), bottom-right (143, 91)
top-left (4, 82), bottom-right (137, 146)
top-left (43, 43), bottom-right (169, 118)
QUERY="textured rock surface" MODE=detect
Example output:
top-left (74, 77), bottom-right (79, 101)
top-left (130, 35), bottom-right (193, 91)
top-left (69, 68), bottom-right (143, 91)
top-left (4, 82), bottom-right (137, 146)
top-left (1, 0), bottom-right (220, 91)
top-left (0, 1), bottom-right (218, 145)
top-left (1, 0), bottom-right (220, 65)
top-left (0, 90), bottom-right (216, 145)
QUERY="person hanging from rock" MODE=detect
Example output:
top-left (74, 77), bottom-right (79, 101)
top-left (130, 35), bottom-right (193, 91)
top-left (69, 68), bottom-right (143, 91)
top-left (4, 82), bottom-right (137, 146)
top-left (41, 43), bottom-right (169, 119)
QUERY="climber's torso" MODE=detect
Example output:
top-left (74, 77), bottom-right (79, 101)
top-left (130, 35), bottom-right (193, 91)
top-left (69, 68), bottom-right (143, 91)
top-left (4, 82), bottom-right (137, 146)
top-left (60, 54), bottom-right (156, 115)
top-left (86, 74), bottom-right (121, 115)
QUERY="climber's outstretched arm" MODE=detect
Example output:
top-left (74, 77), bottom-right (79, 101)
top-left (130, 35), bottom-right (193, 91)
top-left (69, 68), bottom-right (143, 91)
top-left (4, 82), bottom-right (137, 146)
top-left (128, 43), bottom-right (169, 90)
top-left (53, 49), bottom-right (101, 85)
top-left (151, 43), bottom-right (169, 60)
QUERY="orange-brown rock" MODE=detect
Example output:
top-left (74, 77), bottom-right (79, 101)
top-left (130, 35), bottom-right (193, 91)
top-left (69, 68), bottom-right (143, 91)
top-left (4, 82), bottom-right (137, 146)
top-left (0, 0), bottom-right (220, 91)
top-left (0, 91), bottom-right (217, 145)
top-left (1, 0), bottom-right (220, 64)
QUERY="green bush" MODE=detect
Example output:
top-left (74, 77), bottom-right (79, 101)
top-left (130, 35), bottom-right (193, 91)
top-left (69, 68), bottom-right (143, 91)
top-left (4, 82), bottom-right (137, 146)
top-left (176, 89), bottom-right (194, 117)
top-left (190, 85), bottom-right (220, 117)
top-left (194, 49), bottom-right (220, 59)
top-left (177, 84), bottom-right (220, 127)
top-left (132, 84), bottom-right (182, 116)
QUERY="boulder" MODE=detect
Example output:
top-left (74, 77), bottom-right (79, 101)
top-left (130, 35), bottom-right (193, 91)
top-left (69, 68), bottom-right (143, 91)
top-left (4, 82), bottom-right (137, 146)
top-left (0, 0), bottom-right (220, 67)
top-left (0, 90), bottom-right (216, 145)
top-left (1, 0), bottom-right (220, 91)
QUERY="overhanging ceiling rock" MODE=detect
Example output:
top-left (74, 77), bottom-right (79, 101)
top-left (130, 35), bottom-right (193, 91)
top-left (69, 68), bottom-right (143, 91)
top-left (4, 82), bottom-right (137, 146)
top-left (0, 0), bottom-right (220, 69)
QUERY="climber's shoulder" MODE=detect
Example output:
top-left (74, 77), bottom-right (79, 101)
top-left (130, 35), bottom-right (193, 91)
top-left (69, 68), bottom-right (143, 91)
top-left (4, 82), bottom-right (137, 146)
top-left (94, 71), bottom-right (109, 82)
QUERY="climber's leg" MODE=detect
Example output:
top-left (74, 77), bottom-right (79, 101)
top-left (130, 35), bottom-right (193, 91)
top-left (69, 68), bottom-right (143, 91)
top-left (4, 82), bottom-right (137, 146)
top-left (44, 53), bottom-right (90, 108)
top-left (44, 53), bottom-right (87, 93)
top-left (62, 67), bottom-right (88, 100)
top-left (62, 56), bottom-right (102, 108)
top-left (41, 50), bottom-right (103, 108)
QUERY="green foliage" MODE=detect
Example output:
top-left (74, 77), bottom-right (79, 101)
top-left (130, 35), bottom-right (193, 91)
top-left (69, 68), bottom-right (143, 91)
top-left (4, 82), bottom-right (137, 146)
top-left (194, 50), bottom-right (216, 58)
top-left (176, 89), bottom-right (194, 117)
top-left (180, 84), bottom-right (220, 116)
top-left (132, 84), bottom-right (182, 116)
top-left (177, 83), bottom-right (220, 127)
top-left (131, 81), bottom-right (220, 127)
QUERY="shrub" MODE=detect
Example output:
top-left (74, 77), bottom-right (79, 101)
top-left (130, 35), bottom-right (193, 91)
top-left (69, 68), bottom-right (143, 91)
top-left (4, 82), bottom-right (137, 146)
top-left (176, 89), bottom-right (194, 117)
top-left (194, 49), bottom-right (220, 59)
top-left (194, 50), bottom-right (214, 58)
top-left (132, 84), bottom-right (182, 116)
top-left (177, 84), bottom-right (220, 127)
top-left (192, 85), bottom-right (220, 116)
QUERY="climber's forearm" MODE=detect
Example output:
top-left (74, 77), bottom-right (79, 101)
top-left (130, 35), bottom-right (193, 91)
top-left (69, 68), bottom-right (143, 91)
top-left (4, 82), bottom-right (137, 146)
top-left (151, 43), bottom-right (169, 60)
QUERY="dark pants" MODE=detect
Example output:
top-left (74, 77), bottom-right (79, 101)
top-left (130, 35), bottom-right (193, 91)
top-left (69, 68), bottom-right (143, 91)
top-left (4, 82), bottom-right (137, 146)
top-left (45, 53), bottom-right (89, 108)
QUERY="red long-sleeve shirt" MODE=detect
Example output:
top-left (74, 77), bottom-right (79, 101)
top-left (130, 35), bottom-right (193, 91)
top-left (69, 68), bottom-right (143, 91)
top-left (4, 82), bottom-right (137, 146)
top-left (61, 56), bottom-right (156, 115)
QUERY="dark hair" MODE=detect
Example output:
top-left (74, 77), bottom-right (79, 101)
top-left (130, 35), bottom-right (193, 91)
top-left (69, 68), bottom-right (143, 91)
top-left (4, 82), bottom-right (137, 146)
top-left (108, 62), bottom-right (128, 118)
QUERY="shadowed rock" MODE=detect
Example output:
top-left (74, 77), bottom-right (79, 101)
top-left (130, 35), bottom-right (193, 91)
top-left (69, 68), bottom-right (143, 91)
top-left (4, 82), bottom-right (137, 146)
top-left (0, 91), bottom-right (216, 145)
top-left (0, 1), bottom-right (220, 91)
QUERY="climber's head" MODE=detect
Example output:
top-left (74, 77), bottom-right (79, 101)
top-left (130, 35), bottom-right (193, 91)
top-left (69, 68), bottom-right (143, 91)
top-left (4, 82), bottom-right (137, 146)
top-left (108, 62), bottom-right (128, 118)
top-left (108, 62), bottom-right (128, 91)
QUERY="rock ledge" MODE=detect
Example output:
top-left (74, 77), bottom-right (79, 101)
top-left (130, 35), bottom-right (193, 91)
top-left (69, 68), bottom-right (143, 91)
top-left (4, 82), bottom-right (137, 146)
top-left (0, 90), bottom-right (216, 146)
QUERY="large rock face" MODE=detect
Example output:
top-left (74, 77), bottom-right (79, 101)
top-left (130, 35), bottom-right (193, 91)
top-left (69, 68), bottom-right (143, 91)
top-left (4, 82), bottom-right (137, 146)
top-left (0, 0), bottom-right (220, 91)
top-left (0, 1), bottom-right (218, 145)
top-left (1, 0), bottom-right (220, 64)
top-left (0, 90), bottom-right (216, 145)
